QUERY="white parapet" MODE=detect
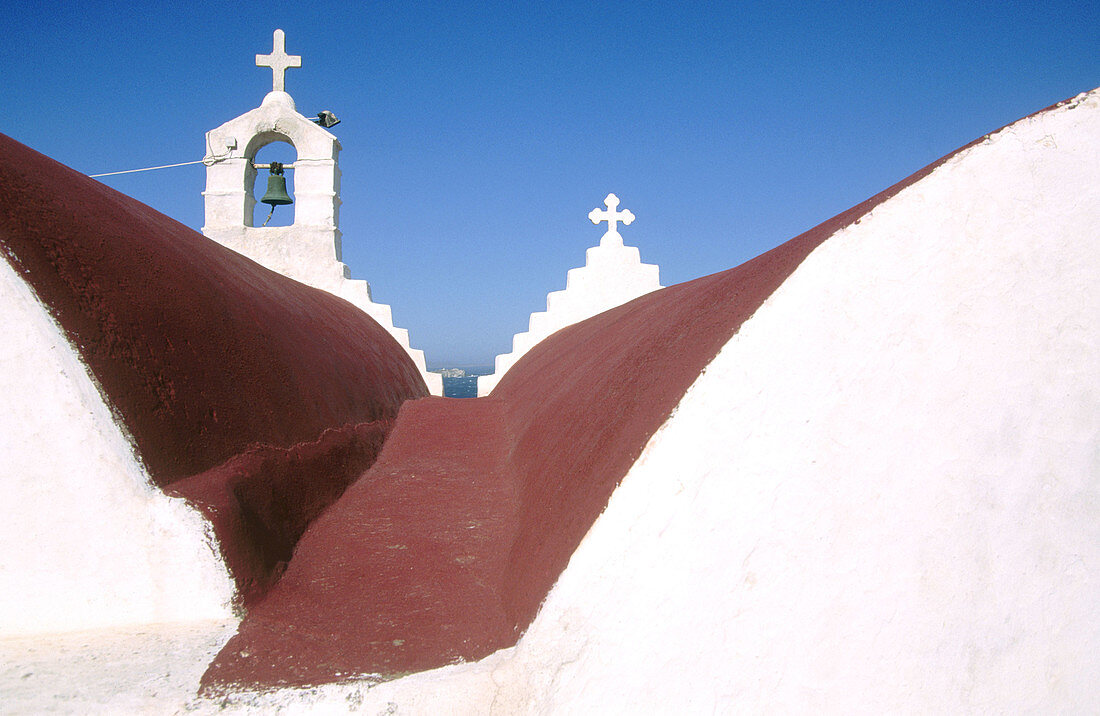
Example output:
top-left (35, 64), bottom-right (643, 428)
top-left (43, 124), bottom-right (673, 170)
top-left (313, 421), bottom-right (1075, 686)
top-left (478, 194), bottom-right (661, 395)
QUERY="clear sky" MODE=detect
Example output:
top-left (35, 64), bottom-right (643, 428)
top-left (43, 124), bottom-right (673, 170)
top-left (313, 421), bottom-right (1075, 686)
top-left (3, 1), bottom-right (1096, 367)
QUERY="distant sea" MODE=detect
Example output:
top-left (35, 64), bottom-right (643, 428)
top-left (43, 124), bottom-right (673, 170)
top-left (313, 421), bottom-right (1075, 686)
top-left (437, 365), bottom-right (494, 399)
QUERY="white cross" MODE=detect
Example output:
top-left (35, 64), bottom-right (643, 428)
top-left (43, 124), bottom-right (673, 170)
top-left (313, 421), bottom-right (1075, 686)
top-left (256, 29), bottom-right (301, 93)
top-left (588, 193), bottom-right (635, 236)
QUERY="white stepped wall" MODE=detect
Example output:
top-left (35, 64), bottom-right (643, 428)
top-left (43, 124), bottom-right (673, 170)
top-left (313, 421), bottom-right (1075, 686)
top-left (478, 233), bottom-right (660, 396)
top-left (0, 257), bottom-right (237, 637)
top-left (330, 274), bottom-right (442, 395)
top-left (266, 90), bottom-right (1100, 712)
top-left (207, 227), bottom-right (442, 395)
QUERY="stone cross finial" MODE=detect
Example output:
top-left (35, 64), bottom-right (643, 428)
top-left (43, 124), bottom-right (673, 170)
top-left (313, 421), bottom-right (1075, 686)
top-left (589, 193), bottom-right (635, 236)
top-left (256, 29), bottom-right (302, 93)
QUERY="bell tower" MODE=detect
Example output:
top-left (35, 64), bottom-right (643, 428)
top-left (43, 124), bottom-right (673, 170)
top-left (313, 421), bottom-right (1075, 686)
top-left (202, 30), bottom-right (442, 394)
top-left (202, 29), bottom-right (345, 288)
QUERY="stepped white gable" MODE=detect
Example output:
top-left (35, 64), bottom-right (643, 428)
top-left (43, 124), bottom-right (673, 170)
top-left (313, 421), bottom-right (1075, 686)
top-left (202, 30), bottom-right (441, 394)
top-left (478, 193), bottom-right (661, 395)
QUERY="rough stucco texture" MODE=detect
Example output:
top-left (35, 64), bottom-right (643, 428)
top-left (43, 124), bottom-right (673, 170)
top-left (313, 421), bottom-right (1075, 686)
top-left (0, 133), bottom-right (428, 488)
top-left (167, 420), bottom-right (393, 607)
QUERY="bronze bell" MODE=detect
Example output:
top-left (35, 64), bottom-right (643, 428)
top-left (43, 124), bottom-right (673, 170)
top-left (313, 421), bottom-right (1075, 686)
top-left (261, 161), bottom-right (293, 206)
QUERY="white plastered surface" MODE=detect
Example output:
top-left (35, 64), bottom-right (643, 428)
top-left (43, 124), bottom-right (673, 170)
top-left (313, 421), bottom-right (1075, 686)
top-left (0, 256), bottom-right (236, 638)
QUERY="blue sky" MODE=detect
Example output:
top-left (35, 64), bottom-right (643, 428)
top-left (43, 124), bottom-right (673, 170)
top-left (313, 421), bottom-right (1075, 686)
top-left (3, 1), bottom-right (1096, 367)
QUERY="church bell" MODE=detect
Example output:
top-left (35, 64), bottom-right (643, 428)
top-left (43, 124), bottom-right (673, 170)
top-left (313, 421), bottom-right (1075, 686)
top-left (261, 162), bottom-right (293, 206)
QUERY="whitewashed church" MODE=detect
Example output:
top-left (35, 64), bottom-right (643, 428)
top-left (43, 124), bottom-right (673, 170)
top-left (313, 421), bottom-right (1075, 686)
top-left (0, 29), bottom-right (1098, 714)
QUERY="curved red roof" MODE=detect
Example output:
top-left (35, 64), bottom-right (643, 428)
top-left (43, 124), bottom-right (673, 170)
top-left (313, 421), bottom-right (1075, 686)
top-left (0, 133), bottom-right (428, 606)
top-left (0, 133), bottom-right (428, 486)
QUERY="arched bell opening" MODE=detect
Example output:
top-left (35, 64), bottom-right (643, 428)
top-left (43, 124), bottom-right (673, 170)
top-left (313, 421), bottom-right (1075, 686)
top-left (246, 134), bottom-right (298, 228)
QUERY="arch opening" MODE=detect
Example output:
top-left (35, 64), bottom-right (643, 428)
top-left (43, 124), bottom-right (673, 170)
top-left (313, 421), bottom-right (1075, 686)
top-left (248, 135), bottom-right (298, 228)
